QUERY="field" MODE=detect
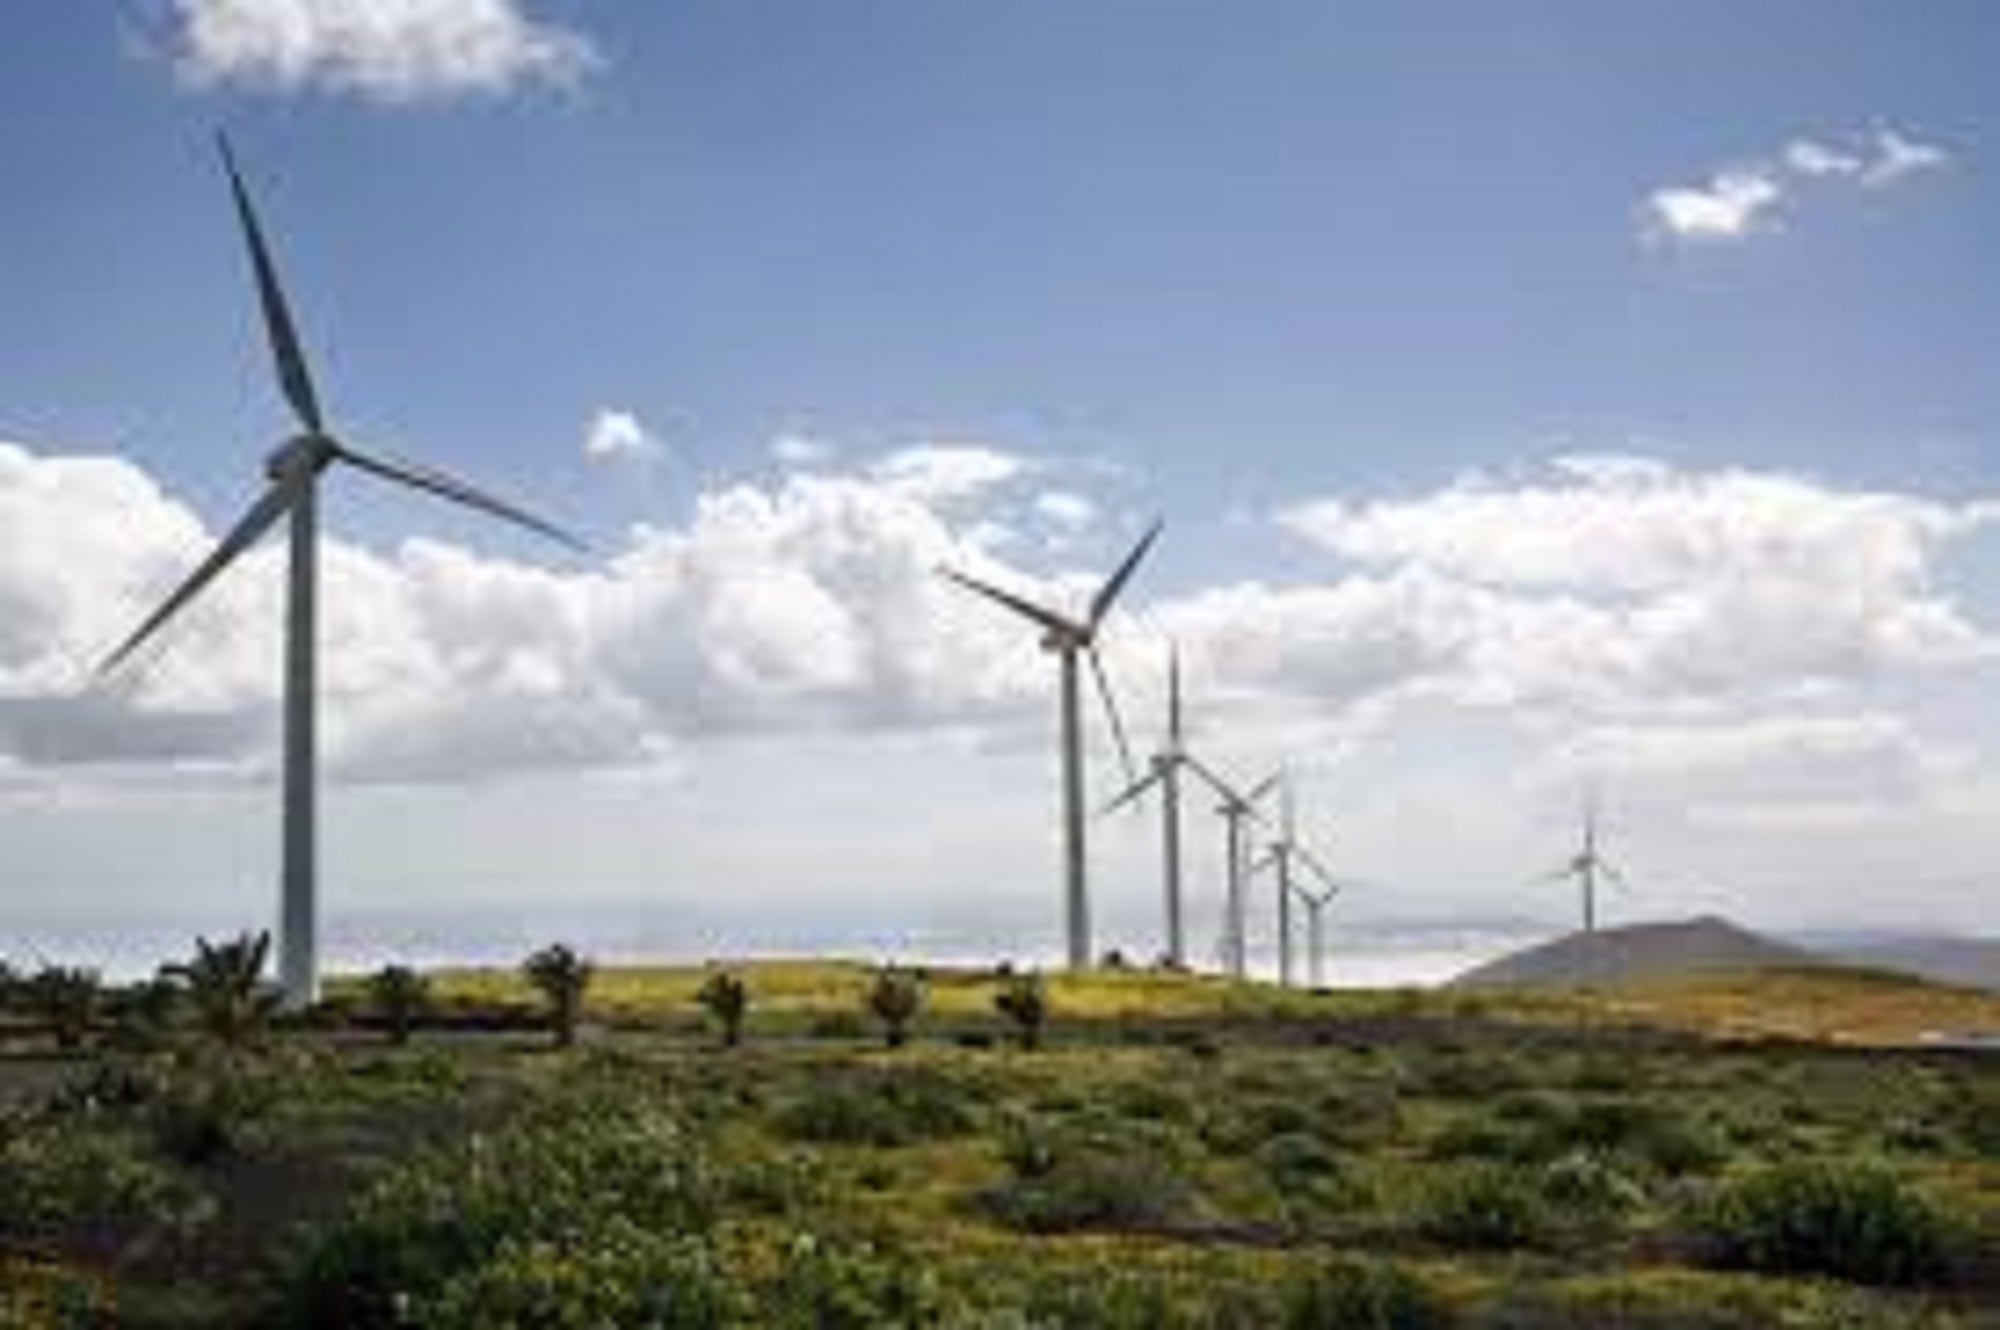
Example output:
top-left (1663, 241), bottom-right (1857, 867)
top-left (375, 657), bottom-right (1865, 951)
top-left (2, 960), bottom-right (1997, 1327)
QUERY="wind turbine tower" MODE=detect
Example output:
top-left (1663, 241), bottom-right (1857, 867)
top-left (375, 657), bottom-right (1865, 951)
top-left (98, 137), bottom-right (584, 1009)
top-left (1185, 760), bottom-right (1279, 980)
top-left (1250, 773), bottom-right (1342, 987)
top-left (1543, 792), bottom-right (1627, 935)
top-left (1293, 882), bottom-right (1340, 989)
top-left (1104, 646), bottom-right (1195, 967)
top-left (939, 523), bottom-right (1161, 969)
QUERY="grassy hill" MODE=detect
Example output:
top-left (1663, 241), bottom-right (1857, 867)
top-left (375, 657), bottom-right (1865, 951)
top-left (1451, 915), bottom-right (1818, 990)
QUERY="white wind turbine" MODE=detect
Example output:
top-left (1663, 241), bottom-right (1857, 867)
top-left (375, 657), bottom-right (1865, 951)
top-left (1540, 790), bottom-right (1628, 935)
top-left (97, 137), bottom-right (585, 1009)
top-left (1183, 759), bottom-right (1280, 980)
top-left (1291, 880), bottom-right (1342, 989)
top-left (1102, 645), bottom-right (1195, 968)
top-left (1249, 772), bottom-right (1342, 987)
top-left (939, 522), bottom-right (1161, 969)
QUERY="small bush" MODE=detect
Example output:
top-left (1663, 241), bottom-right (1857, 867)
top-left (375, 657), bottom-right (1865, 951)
top-left (984, 1115), bottom-right (1199, 1234)
top-left (696, 971), bottom-right (750, 1048)
top-left (169, 932), bottom-right (280, 1046)
top-left (27, 967), bottom-right (99, 1051)
top-left (1691, 1159), bottom-right (1958, 1286)
top-left (522, 943), bottom-right (592, 1048)
top-left (1416, 1164), bottom-right (1552, 1251)
top-left (366, 965), bottom-right (431, 1046)
top-left (1282, 1256), bottom-right (1455, 1329)
top-left (0, 1124), bottom-right (181, 1238)
top-left (772, 1066), bottom-right (977, 1147)
top-left (993, 972), bottom-right (1049, 1050)
top-left (866, 968), bottom-right (925, 1049)
top-left (418, 1225), bottom-right (735, 1330)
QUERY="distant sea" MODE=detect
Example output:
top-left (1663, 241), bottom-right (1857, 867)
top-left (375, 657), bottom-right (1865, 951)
top-left (2, 899), bottom-right (1541, 990)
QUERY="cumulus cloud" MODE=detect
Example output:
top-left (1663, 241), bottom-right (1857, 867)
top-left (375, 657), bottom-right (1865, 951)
top-left (1643, 126), bottom-right (1949, 245)
top-left (164, 0), bottom-right (599, 102)
top-left (1032, 490), bottom-right (1097, 532)
top-left (1644, 169), bottom-right (1784, 242)
top-left (866, 444), bottom-right (1028, 504)
top-left (2, 437), bottom-right (1994, 800)
top-left (582, 409), bottom-right (662, 465)
top-left (771, 433), bottom-right (835, 467)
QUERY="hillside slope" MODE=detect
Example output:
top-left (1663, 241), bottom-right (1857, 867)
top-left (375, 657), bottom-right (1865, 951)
top-left (1452, 916), bottom-right (1818, 989)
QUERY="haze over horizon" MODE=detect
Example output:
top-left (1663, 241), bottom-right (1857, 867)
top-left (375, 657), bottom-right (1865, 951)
top-left (2, 2), bottom-right (1996, 977)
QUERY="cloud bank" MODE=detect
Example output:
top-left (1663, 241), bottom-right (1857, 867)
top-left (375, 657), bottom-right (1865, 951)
top-left (2, 439), bottom-right (1993, 801)
top-left (1642, 127), bottom-right (1949, 244)
top-left (164, 0), bottom-right (599, 101)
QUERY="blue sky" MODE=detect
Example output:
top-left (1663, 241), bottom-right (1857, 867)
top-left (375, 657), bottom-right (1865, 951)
top-left (0, 2), bottom-right (1995, 974)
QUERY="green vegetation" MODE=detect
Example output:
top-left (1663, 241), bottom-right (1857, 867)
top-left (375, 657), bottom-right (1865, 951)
top-left (697, 969), bottom-right (750, 1047)
top-left (27, 966), bottom-right (100, 1051)
top-left (522, 943), bottom-right (593, 1047)
top-left (866, 966), bottom-right (925, 1049)
top-left (0, 958), bottom-right (1993, 1326)
top-left (366, 964), bottom-right (431, 1045)
top-left (993, 970), bottom-right (1049, 1049)
top-left (169, 932), bottom-right (280, 1046)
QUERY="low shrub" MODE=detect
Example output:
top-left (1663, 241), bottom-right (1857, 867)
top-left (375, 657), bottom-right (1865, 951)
top-left (1282, 1256), bottom-right (1455, 1330)
top-left (771, 1066), bottom-right (978, 1148)
top-left (984, 1115), bottom-right (1200, 1234)
top-left (1690, 1159), bottom-right (1958, 1287)
top-left (289, 1109), bottom-right (715, 1326)
top-left (1416, 1164), bottom-right (1552, 1251)
top-left (0, 1123), bottom-right (181, 1238)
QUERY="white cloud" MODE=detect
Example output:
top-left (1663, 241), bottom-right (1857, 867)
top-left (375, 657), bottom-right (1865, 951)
top-left (10, 437), bottom-right (2000, 946)
top-left (867, 444), bottom-right (1028, 503)
top-left (3, 438), bottom-right (1996, 805)
top-left (582, 410), bottom-right (662, 465)
top-left (1643, 126), bottom-right (1949, 245)
top-left (166, 0), bottom-right (599, 102)
top-left (1862, 128), bottom-right (1950, 188)
top-left (1783, 138), bottom-right (1863, 178)
top-left (1644, 169), bottom-right (1784, 242)
top-left (772, 433), bottom-right (835, 467)
top-left (1032, 490), bottom-right (1097, 531)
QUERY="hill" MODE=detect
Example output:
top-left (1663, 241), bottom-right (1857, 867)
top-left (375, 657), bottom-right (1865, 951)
top-left (1451, 915), bottom-right (1818, 989)
top-left (1814, 934), bottom-right (2000, 993)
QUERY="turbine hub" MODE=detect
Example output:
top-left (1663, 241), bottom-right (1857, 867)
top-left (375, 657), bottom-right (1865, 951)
top-left (265, 435), bottom-right (331, 481)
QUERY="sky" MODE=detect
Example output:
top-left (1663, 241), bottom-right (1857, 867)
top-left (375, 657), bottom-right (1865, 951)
top-left (0, 1), bottom-right (1995, 978)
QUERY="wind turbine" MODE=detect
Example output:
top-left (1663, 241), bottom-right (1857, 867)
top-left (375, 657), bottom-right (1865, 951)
top-left (1541, 790), bottom-right (1627, 934)
top-left (1291, 881), bottom-right (1341, 989)
top-left (939, 521), bottom-right (1161, 969)
top-left (1102, 645), bottom-right (1194, 968)
top-left (1248, 773), bottom-right (1342, 987)
top-left (1183, 758), bottom-right (1279, 980)
top-left (97, 137), bottom-right (584, 1009)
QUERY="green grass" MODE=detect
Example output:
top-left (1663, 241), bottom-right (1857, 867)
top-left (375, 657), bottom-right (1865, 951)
top-left (3, 961), bottom-right (1995, 1326)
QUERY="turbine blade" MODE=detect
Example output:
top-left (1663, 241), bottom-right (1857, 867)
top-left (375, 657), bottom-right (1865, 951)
top-left (97, 477), bottom-right (299, 676)
top-left (1086, 517), bottom-right (1163, 630)
top-left (937, 566), bottom-right (1074, 637)
top-left (218, 134), bottom-right (324, 436)
top-left (334, 443), bottom-right (587, 552)
top-left (1182, 753), bottom-right (1243, 805)
top-left (1245, 770), bottom-right (1283, 805)
top-left (1296, 845), bottom-right (1344, 889)
top-left (1087, 644), bottom-right (1138, 789)
top-left (1598, 858), bottom-right (1632, 891)
top-left (1101, 765), bottom-right (1163, 817)
top-left (1249, 848), bottom-right (1278, 876)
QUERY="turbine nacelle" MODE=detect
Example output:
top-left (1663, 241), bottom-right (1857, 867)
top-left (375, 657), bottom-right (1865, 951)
top-left (265, 435), bottom-right (333, 481)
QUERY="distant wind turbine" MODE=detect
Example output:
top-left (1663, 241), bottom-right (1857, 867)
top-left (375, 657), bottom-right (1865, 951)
top-left (1184, 758), bottom-right (1280, 980)
top-left (97, 136), bottom-right (585, 1009)
top-left (1292, 881), bottom-right (1342, 989)
top-left (1249, 773), bottom-right (1342, 987)
top-left (1540, 791), bottom-right (1627, 934)
top-left (939, 521), bottom-right (1161, 969)
top-left (1102, 646), bottom-right (1195, 968)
